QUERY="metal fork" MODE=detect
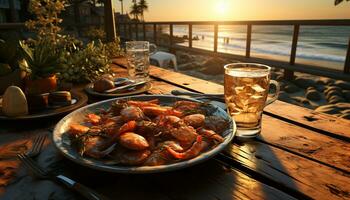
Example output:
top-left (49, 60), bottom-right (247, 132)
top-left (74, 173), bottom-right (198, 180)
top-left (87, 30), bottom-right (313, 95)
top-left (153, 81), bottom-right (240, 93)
top-left (26, 134), bottom-right (47, 157)
top-left (17, 153), bottom-right (110, 200)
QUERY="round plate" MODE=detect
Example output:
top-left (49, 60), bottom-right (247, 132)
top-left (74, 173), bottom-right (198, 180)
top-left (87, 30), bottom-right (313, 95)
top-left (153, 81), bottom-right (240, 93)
top-left (52, 95), bottom-right (236, 174)
top-left (0, 91), bottom-right (88, 120)
top-left (85, 82), bottom-right (152, 98)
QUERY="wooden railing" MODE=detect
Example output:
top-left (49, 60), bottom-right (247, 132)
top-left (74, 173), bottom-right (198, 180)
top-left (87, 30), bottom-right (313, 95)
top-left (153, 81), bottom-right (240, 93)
top-left (1, 19), bottom-right (350, 81)
top-left (116, 19), bottom-right (350, 81)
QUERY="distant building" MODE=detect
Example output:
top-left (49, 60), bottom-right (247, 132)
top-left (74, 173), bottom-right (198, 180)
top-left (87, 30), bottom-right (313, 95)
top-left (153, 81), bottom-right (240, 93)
top-left (115, 12), bottom-right (131, 23)
top-left (0, 0), bottom-right (21, 23)
top-left (62, 2), bottom-right (105, 28)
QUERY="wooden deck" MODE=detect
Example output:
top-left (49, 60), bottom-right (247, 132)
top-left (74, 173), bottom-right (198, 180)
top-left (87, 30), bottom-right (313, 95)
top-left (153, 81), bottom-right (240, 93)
top-left (0, 58), bottom-right (349, 200)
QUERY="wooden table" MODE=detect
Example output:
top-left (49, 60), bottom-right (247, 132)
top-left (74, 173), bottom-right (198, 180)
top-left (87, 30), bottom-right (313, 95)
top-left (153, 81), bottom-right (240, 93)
top-left (0, 58), bottom-right (349, 200)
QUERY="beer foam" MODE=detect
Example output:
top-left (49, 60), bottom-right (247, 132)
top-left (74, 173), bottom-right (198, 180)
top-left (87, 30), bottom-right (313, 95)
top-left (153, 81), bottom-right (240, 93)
top-left (226, 68), bottom-right (269, 77)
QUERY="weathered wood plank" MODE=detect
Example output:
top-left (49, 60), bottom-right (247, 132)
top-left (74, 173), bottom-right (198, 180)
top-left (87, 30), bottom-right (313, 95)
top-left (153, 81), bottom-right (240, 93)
top-left (87, 160), bottom-right (296, 200)
top-left (260, 115), bottom-right (350, 173)
top-left (344, 36), bottom-right (350, 74)
top-left (246, 24), bottom-right (252, 58)
top-left (264, 100), bottom-right (350, 140)
top-left (118, 19), bottom-right (350, 26)
top-left (189, 24), bottom-right (193, 48)
top-left (112, 59), bottom-right (223, 94)
top-left (226, 140), bottom-right (350, 200)
top-left (143, 23), bottom-right (146, 40)
top-left (111, 65), bottom-right (185, 95)
top-left (214, 24), bottom-right (218, 53)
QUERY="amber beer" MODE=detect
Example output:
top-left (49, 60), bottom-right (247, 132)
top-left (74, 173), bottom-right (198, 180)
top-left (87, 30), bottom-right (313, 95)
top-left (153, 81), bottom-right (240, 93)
top-left (224, 63), bottom-right (279, 138)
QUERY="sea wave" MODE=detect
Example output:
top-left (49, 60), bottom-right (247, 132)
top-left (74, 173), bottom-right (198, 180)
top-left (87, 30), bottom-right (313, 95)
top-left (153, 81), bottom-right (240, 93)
top-left (171, 25), bottom-right (350, 65)
top-left (220, 42), bottom-right (346, 63)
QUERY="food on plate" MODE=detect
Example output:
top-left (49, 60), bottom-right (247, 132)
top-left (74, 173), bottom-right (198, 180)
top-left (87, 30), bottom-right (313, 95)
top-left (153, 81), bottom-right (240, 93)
top-left (27, 93), bottom-right (49, 111)
top-left (49, 91), bottom-right (72, 106)
top-left (67, 99), bottom-right (228, 166)
top-left (2, 86), bottom-right (28, 117)
top-left (93, 78), bottom-right (115, 92)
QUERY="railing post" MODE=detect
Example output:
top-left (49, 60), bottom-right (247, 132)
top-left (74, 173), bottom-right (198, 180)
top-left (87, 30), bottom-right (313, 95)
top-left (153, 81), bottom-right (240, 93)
top-left (189, 24), bottom-right (193, 48)
top-left (169, 24), bottom-right (173, 47)
top-left (344, 36), bottom-right (350, 74)
top-left (129, 24), bottom-right (132, 40)
top-left (143, 23), bottom-right (146, 40)
top-left (246, 24), bottom-right (252, 58)
top-left (153, 24), bottom-right (157, 45)
top-left (214, 24), bottom-right (218, 53)
top-left (285, 24), bottom-right (300, 80)
top-left (124, 23), bottom-right (127, 38)
top-left (135, 23), bottom-right (139, 40)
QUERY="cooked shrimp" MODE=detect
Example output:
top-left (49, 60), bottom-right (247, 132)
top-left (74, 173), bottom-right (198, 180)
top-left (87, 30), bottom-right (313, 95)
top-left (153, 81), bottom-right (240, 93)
top-left (69, 124), bottom-right (90, 136)
top-left (86, 114), bottom-right (101, 125)
top-left (144, 141), bottom-right (183, 166)
top-left (127, 99), bottom-right (160, 108)
top-left (119, 132), bottom-right (149, 150)
top-left (173, 100), bottom-right (200, 112)
top-left (119, 150), bottom-right (151, 165)
top-left (166, 136), bottom-right (208, 160)
top-left (197, 128), bottom-right (224, 143)
top-left (120, 106), bottom-right (144, 121)
top-left (142, 106), bottom-right (182, 118)
top-left (79, 136), bottom-right (115, 159)
top-left (119, 120), bottom-right (137, 134)
top-left (110, 100), bottom-right (128, 115)
top-left (155, 115), bottom-right (181, 128)
top-left (183, 114), bottom-right (205, 128)
top-left (204, 116), bottom-right (229, 134)
top-left (169, 125), bottom-right (198, 146)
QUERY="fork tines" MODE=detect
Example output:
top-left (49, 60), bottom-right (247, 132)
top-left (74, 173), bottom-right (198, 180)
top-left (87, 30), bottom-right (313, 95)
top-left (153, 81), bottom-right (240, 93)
top-left (17, 153), bottom-right (48, 177)
top-left (27, 134), bottom-right (47, 157)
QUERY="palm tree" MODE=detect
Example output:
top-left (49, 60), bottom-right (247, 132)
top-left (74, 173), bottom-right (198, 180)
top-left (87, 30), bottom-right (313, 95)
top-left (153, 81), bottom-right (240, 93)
top-left (335, 0), bottom-right (350, 5)
top-left (119, 0), bottom-right (124, 14)
top-left (138, 0), bottom-right (148, 22)
top-left (130, 2), bottom-right (139, 20)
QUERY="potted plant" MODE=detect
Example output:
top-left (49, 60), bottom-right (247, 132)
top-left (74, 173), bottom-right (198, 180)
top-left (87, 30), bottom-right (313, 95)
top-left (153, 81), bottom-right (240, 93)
top-left (0, 37), bottom-right (26, 94)
top-left (19, 38), bottom-right (62, 94)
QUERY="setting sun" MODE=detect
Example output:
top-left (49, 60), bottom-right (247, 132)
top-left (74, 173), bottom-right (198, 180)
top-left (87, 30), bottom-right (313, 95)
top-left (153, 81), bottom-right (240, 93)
top-left (214, 0), bottom-right (230, 19)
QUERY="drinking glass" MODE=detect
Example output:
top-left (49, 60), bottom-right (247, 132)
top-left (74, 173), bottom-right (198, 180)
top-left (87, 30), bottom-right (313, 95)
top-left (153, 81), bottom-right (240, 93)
top-left (224, 63), bottom-right (280, 138)
top-left (125, 41), bottom-right (157, 82)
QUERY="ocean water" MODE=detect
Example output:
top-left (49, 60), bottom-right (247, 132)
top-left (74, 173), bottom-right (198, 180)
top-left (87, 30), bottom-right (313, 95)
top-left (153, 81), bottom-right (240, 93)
top-left (160, 25), bottom-right (350, 71)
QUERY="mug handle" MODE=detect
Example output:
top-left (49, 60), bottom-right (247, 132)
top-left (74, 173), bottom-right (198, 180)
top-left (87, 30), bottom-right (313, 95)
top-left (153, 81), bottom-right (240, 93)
top-left (265, 80), bottom-right (280, 106)
top-left (149, 43), bottom-right (157, 55)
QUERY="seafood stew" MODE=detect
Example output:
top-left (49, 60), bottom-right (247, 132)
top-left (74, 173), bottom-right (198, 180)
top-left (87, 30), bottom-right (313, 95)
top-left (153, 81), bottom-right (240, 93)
top-left (53, 95), bottom-right (235, 173)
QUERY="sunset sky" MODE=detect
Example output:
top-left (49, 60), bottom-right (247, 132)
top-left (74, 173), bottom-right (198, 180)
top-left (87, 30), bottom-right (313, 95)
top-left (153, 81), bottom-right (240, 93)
top-left (113, 0), bottom-right (350, 21)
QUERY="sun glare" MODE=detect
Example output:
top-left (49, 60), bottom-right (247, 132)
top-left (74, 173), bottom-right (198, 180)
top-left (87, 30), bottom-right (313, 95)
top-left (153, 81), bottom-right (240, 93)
top-left (214, 0), bottom-right (230, 19)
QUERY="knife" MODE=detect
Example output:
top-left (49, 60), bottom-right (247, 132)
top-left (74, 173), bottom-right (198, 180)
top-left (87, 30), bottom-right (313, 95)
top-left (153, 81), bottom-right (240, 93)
top-left (56, 175), bottom-right (110, 200)
top-left (104, 81), bottom-right (147, 94)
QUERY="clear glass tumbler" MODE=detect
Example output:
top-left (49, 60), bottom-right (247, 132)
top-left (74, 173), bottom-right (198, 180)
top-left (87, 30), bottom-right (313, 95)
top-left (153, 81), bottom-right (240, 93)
top-left (125, 41), bottom-right (157, 82)
top-left (224, 63), bottom-right (280, 138)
